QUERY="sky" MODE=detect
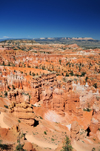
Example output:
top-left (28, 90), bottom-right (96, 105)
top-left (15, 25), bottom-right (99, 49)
top-left (0, 0), bottom-right (100, 40)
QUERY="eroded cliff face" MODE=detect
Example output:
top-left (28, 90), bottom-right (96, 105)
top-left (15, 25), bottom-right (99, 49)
top-left (90, 102), bottom-right (100, 136)
top-left (9, 101), bottom-right (36, 126)
top-left (0, 66), bottom-right (99, 134)
top-left (0, 43), bottom-right (100, 151)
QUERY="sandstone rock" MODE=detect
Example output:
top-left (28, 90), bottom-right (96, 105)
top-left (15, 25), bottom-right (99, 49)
top-left (9, 101), bottom-right (16, 109)
top-left (10, 124), bottom-right (20, 133)
top-left (0, 128), bottom-right (8, 138)
top-left (23, 142), bottom-right (37, 151)
top-left (70, 121), bottom-right (80, 141)
top-left (14, 107), bottom-right (33, 112)
top-left (23, 119), bottom-right (35, 126)
top-left (13, 112), bottom-right (35, 119)
top-left (90, 123), bottom-right (99, 134)
top-left (9, 102), bottom-right (35, 126)
top-left (96, 130), bottom-right (100, 140)
top-left (89, 111), bottom-right (100, 134)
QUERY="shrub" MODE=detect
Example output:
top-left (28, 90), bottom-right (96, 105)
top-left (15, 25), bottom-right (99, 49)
top-left (92, 148), bottom-right (95, 151)
top-left (0, 137), bottom-right (10, 150)
top-left (79, 66), bottom-right (81, 72)
top-left (0, 143), bottom-right (9, 150)
top-left (83, 108), bottom-right (91, 112)
top-left (56, 73), bottom-right (60, 76)
top-left (8, 86), bottom-right (11, 90)
top-left (44, 131), bottom-right (47, 135)
top-left (32, 72), bottom-right (35, 76)
top-left (2, 61), bottom-right (5, 66)
top-left (18, 119), bottom-right (21, 123)
top-left (81, 72), bottom-right (86, 77)
top-left (75, 74), bottom-right (79, 77)
top-left (4, 91), bottom-right (8, 97)
top-left (63, 78), bottom-right (67, 82)
top-left (85, 76), bottom-right (88, 82)
top-left (15, 143), bottom-right (24, 151)
top-left (42, 66), bottom-right (45, 70)
top-left (59, 59), bottom-right (61, 65)
top-left (12, 85), bottom-right (15, 90)
top-left (70, 71), bottom-right (74, 76)
top-left (8, 62), bottom-right (10, 66)
top-left (4, 105), bottom-right (8, 109)
top-left (29, 71), bottom-right (31, 75)
top-left (93, 83), bottom-right (97, 88)
top-left (51, 138), bottom-right (54, 141)
top-left (61, 136), bottom-right (73, 151)
top-left (15, 134), bottom-right (26, 151)
top-left (20, 132), bottom-right (25, 139)
top-left (66, 73), bottom-right (69, 77)
top-left (66, 62), bottom-right (69, 66)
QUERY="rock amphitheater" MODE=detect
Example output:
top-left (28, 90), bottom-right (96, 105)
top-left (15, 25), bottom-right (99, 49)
top-left (0, 41), bottom-right (100, 151)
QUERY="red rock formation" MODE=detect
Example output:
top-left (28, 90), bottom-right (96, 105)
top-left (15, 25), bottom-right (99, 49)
top-left (23, 142), bottom-right (37, 151)
top-left (70, 121), bottom-right (80, 141)
top-left (9, 101), bottom-right (35, 126)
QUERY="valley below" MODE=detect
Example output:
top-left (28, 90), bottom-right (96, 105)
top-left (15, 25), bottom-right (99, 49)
top-left (0, 39), bottom-right (100, 151)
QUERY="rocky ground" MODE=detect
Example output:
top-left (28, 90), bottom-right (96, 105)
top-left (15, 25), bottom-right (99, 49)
top-left (0, 41), bottom-right (100, 151)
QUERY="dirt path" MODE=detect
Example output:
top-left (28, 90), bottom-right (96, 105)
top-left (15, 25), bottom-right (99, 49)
top-left (72, 140), bottom-right (92, 151)
top-left (0, 112), bottom-right (10, 128)
top-left (26, 134), bottom-right (58, 150)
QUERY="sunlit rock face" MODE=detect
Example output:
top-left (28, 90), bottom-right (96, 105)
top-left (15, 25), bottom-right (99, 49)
top-left (9, 101), bottom-right (35, 126)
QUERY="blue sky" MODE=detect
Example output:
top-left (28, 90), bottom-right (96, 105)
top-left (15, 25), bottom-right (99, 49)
top-left (0, 0), bottom-right (100, 40)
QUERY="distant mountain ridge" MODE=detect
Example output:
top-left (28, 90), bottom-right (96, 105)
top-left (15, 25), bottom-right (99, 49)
top-left (34, 37), bottom-right (94, 41)
top-left (33, 37), bottom-right (100, 48)
top-left (0, 37), bottom-right (96, 41)
top-left (0, 37), bottom-right (100, 48)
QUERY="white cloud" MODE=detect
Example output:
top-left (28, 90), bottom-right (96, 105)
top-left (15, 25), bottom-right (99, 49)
top-left (0, 36), bottom-right (10, 39)
top-left (3, 36), bottom-right (9, 38)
